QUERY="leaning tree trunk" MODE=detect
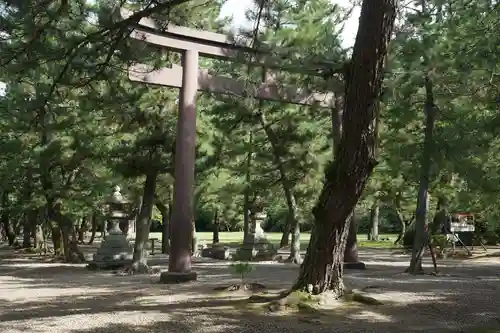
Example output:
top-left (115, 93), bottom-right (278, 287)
top-left (408, 74), bottom-right (436, 274)
top-left (332, 74), bottom-right (364, 265)
top-left (292, 0), bottom-right (396, 297)
top-left (280, 223), bottom-right (290, 248)
top-left (394, 208), bottom-right (409, 245)
top-left (132, 170), bottom-right (158, 272)
top-left (259, 110), bottom-right (302, 264)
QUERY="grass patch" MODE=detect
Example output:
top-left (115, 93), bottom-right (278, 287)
top-left (145, 232), bottom-right (399, 250)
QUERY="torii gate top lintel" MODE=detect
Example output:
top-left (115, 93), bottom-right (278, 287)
top-left (121, 8), bottom-right (243, 47)
top-left (120, 8), bottom-right (337, 107)
top-left (120, 8), bottom-right (335, 76)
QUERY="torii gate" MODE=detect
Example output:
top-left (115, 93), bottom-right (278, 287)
top-left (121, 9), bottom-right (335, 282)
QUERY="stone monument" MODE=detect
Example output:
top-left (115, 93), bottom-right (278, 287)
top-left (236, 198), bottom-right (277, 261)
top-left (88, 186), bottom-right (135, 270)
top-left (201, 243), bottom-right (230, 260)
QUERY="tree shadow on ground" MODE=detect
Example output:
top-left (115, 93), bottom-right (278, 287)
top-left (2, 245), bottom-right (500, 332)
top-left (3, 290), bottom-right (499, 333)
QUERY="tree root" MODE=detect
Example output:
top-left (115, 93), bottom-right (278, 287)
top-left (115, 262), bottom-right (161, 276)
top-left (246, 288), bottom-right (384, 313)
top-left (254, 290), bottom-right (320, 312)
top-left (283, 255), bottom-right (303, 264)
top-left (344, 289), bottom-right (384, 305)
top-left (213, 282), bottom-right (267, 292)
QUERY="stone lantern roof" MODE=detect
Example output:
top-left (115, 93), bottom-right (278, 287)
top-left (107, 185), bottom-right (130, 204)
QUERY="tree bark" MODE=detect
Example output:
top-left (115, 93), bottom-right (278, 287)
top-left (258, 110), bottom-right (301, 264)
top-left (22, 215), bottom-right (32, 248)
top-left (394, 208), bottom-right (409, 244)
top-left (27, 210), bottom-right (38, 247)
top-left (191, 219), bottom-right (198, 255)
top-left (61, 220), bottom-right (72, 262)
top-left (22, 172), bottom-right (33, 248)
top-left (292, 0), bottom-right (396, 297)
top-left (46, 202), bottom-right (62, 255)
top-left (1, 191), bottom-right (16, 246)
top-left (155, 197), bottom-right (170, 254)
top-left (132, 170), bottom-right (158, 272)
top-left (332, 72), bottom-right (363, 265)
top-left (288, 211), bottom-right (302, 264)
top-left (212, 208), bottom-right (220, 244)
top-left (280, 223), bottom-right (290, 248)
top-left (77, 217), bottom-right (87, 243)
top-left (344, 215), bottom-right (359, 263)
top-left (88, 212), bottom-right (98, 245)
top-left (243, 132), bottom-right (253, 244)
top-left (408, 74), bottom-right (436, 274)
top-left (369, 202), bottom-right (380, 241)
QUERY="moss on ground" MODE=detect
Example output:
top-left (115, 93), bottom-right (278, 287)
top-left (469, 327), bottom-right (500, 333)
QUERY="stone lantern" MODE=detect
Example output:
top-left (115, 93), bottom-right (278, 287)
top-left (88, 185), bottom-right (135, 270)
top-left (236, 197), bottom-right (277, 261)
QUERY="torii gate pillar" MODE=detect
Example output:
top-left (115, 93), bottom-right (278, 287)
top-left (161, 50), bottom-right (199, 283)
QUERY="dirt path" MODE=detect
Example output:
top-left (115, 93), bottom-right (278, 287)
top-left (0, 246), bottom-right (499, 333)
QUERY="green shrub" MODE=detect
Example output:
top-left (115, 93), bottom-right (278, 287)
top-left (402, 222), bottom-right (416, 248)
top-left (481, 230), bottom-right (499, 245)
top-left (230, 261), bottom-right (253, 284)
top-left (431, 234), bottom-right (448, 248)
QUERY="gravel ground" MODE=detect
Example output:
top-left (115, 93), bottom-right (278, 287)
top-left (0, 246), bottom-right (500, 333)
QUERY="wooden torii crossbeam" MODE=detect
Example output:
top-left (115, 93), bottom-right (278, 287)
top-left (120, 8), bottom-right (335, 282)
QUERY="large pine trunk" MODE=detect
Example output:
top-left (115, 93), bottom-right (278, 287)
top-left (132, 170), bottom-right (158, 272)
top-left (155, 197), bottom-right (170, 254)
top-left (292, 0), bottom-right (396, 297)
